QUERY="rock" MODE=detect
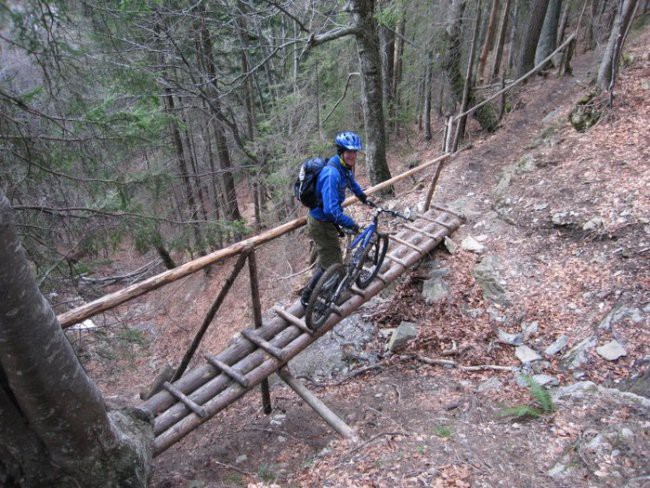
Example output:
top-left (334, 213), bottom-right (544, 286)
top-left (583, 216), bottom-right (604, 231)
top-left (532, 374), bottom-right (559, 387)
top-left (461, 236), bottom-right (486, 253)
top-left (497, 328), bottom-right (524, 346)
top-left (477, 377), bottom-right (503, 393)
top-left (533, 202), bottom-right (548, 211)
top-left (521, 321), bottom-right (539, 340)
top-left (515, 345), bottom-right (542, 364)
top-left (561, 336), bottom-right (597, 370)
top-left (443, 236), bottom-right (457, 254)
top-left (596, 340), bottom-right (627, 361)
top-left (472, 256), bottom-right (510, 307)
top-left (387, 321), bottom-right (418, 352)
top-left (551, 210), bottom-right (581, 227)
top-left (422, 278), bottom-right (450, 304)
top-left (545, 335), bottom-right (569, 356)
top-left (598, 304), bottom-right (644, 332)
top-left (235, 455), bottom-right (248, 464)
top-left (531, 360), bottom-right (552, 374)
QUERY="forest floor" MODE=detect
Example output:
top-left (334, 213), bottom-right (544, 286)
top-left (76, 24), bottom-right (649, 488)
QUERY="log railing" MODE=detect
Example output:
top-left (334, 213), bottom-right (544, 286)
top-left (57, 153), bottom-right (450, 328)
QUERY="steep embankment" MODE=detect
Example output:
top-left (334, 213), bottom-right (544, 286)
top-left (143, 27), bottom-right (650, 488)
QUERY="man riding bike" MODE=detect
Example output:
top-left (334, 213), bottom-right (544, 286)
top-left (300, 131), bottom-right (369, 307)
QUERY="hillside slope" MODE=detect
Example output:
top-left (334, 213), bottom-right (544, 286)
top-left (141, 25), bottom-right (650, 488)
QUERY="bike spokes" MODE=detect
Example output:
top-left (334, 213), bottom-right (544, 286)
top-left (306, 264), bottom-right (345, 330)
top-left (356, 233), bottom-right (389, 289)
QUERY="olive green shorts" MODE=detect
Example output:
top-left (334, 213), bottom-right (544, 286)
top-left (307, 214), bottom-right (342, 269)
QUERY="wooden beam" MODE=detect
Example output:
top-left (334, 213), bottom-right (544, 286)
top-left (388, 234), bottom-right (426, 254)
top-left (247, 246), bottom-right (272, 414)
top-left (277, 368), bottom-right (358, 442)
top-left (205, 355), bottom-right (249, 388)
top-left (273, 307), bottom-right (313, 335)
top-left (163, 382), bottom-right (207, 418)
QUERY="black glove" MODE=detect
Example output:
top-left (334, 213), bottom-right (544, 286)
top-left (358, 193), bottom-right (368, 204)
top-left (351, 223), bottom-right (360, 234)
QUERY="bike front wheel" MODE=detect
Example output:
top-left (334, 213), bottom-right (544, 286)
top-left (355, 232), bottom-right (389, 289)
top-left (306, 263), bottom-right (346, 330)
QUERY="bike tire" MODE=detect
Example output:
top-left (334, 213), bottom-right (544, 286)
top-left (306, 263), bottom-right (346, 330)
top-left (355, 233), bottom-right (389, 289)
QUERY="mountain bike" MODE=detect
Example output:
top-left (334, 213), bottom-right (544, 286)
top-left (305, 203), bottom-right (413, 330)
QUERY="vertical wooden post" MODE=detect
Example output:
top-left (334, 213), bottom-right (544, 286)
top-left (424, 159), bottom-right (446, 212)
top-left (247, 245), bottom-right (272, 414)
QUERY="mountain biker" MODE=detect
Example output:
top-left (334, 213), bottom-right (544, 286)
top-left (300, 131), bottom-right (369, 307)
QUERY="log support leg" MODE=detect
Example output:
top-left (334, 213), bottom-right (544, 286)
top-left (277, 368), bottom-right (358, 442)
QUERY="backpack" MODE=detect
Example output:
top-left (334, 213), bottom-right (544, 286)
top-left (293, 157), bottom-right (332, 209)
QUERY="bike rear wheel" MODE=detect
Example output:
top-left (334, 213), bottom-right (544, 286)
top-left (355, 232), bottom-right (389, 289)
top-left (306, 263), bottom-right (346, 330)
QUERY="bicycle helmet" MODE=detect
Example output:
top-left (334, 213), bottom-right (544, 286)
top-left (334, 131), bottom-right (363, 151)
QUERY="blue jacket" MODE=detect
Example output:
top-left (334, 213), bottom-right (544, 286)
top-left (309, 155), bottom-right (365, 229)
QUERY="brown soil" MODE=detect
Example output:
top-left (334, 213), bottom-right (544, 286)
top-left (77, 25), bottom-right (650, 488)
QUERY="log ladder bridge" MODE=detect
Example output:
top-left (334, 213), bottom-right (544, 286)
top-left (57, 154), bottom-right (463, 456)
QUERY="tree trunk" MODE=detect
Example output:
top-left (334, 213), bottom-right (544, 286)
top-left (379, 4), bottom-right (395, 133)
top-left (535, 0), bottom-right (563, 66)
top-left (392, 9), bottom-right (406, 133)
top-left (423, 51), bottom-right (434, 141)
top-left (0, 189), bottom-right (153, 487)
top-left (351, 0), bottom-right (393, 187)
top-left (164, 90), bottom-right (207, 255)
top-left (478, 0), bottom-right (501, 81)
top-left (507, 0), bottom-right (520, 71)
top-left (454, 0), bottom-right (484, 149)
top-left (518, 0), bottom-right (551, 76)
top-left (197, 9), bottom-right (243, 223)
top-left (490, 0), bottom-right (513, 80)
top-left (443, 0), bottom-right (499, 133)
top-left (597, 0), bottom-right (639, 91)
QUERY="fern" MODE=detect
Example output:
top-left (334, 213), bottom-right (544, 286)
top-left (498, 405), bottom-right (541, 419)
top-left (499, 376), bottom-right (556, 420)
top-left (524, 376), bottom-right (555, 413)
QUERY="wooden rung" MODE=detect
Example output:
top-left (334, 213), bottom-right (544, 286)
top-left (428, 204), bottom-right (464, 220)
top-left (273, 307), bottom-right (313, 335)
top-left (163, 381), bottom-right (207, 418)
top-left (330, 304), bottom-right (343, 316)
top-left (205, 355), bottom-right (249, 387)
top-left (241, 329), bottom-right (288, 361)
top-left (375, 273), bottom-right (388, 284)
top-left (405, 224), bottom-right (438, 240)
top-left (416, 213), bottom-right (454, 230)
top-left (384, 253), bottom-right (409, 267)
top-left (350, 285), bottom-right (366, 297)
top-left (388, 234), bottom-right (426, 254)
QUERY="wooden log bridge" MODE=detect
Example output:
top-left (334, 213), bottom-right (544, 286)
top-left (138, 206), bottom-right (463, 455)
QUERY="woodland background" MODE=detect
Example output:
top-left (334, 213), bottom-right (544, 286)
top-left (0, 1), bottom-right (647, 486)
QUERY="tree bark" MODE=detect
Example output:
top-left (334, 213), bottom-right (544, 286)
top-left (443, 0), bottom-right (499, 133)
top-left (490, 0), bottom-right (513, 80)
top-left (478, 0), bottom-right (501, 81)
top-left (0, 189), bottom-right (153, 487)
top-left (535, 0), bottom-right (563, 66)
top-left (597, 0), bottom-right (639, 91)
top-left (423, 51), bottom-right (434, 141)
top-left (518, 0), bottom-right (551, 76)
top-left (392, 9), bottom-right (406, 133)
top-left (454, 0), bottom-right (484, 149)
top-left (350, 0), bottom-right (393, 187)
top-left (197, 9), bottom-right (243, 223)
